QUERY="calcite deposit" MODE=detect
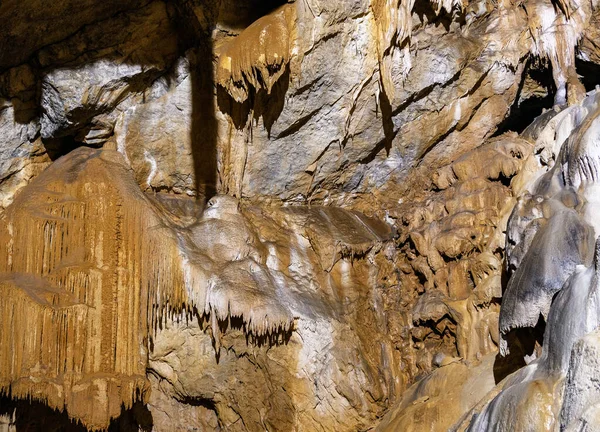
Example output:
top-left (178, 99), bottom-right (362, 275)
top-left (1, 0), bottom-right (600, 431)
top-left (0, 147), bottom-right (395, 430)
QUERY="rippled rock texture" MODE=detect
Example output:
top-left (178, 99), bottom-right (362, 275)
top-left (1, 0), bottom-right (600, 430)
top-left (0, 147), bottom-right (395, 431)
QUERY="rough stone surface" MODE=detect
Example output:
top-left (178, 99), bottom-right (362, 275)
top-left (0, 148), bottom-right (397, 431)
top-left (1, 0), bottom-right (600, 431)
top-left (462, 91), bottom-right (600, 431)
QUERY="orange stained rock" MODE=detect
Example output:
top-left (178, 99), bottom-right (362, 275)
top-left (0, 147), bottom-right (395, 430)
top-left (217, 4), bottom-right (296, 103)
top-left (0, 148), bottom-right (189, 429)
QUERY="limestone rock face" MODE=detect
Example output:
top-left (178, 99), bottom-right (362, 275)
top-left (461, 90), bottom-right (600, 432)
top-left (1, 0), bottom-right (600, 430)
top-left (0, 147), bottom-right (397, 431)
top-left (0, 103), bottom-right (48, 208)
top-left (0, 0), bottom-right (152, 70)
top-left (376, 90), bottom-right (600, 432)
top-left (115, 57), bottom-right (197, 194)
top-left (216, 0), bottom-right (530, 202)
top-left (561, 330), bottom-right (600, 430)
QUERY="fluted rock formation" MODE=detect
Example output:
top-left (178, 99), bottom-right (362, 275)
top-left (1, 0), bottom-right (600, 430)
top-left (0, 147), bottom-right (396, 431)
top-left (0, 148), bottom-right (186, 429)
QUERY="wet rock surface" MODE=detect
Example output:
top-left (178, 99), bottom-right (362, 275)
top-left (0, 147), bottom-right (396, 431)
top-left (0, 0), bottom-right (600, 431)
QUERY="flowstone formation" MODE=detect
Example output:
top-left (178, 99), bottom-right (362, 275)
top-left (464, 90), bottom-right (600, 431)
top-left (377, 90), bottom-right (600, 431)
top-left (216, 4), bottom-right (296, 103)
top-left (0, 147), bottom-right (395, 430)
top-left (1, 0), bottom-right (600, 430)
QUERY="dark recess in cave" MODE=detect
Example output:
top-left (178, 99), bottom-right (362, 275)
top-left (0, 397), bottom-right (153, 432)
top-left (218, 0), bottom-right (288, 29)
top-left (494, 63), bottom-right (555, 136)
top-left (495, 57), bottom-right (600, 137)
top-left (42, 136), bottom-right (87, 161)
top-left (413, 0), bottom-right (466, 30)
top-left (492, 314), bottom-right (546, 384)
top-left (575, 58), bottom-right (600, 92)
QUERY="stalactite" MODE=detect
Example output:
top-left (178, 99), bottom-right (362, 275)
top-left (371, 0), bottom-right (464, 102)
top-left (0, 148), bottom-right (353, 428)
top-left (0, 148), bottom-right (187, 429)
top-left (523, 0), bottom-right (593, 105)
top-left (216, 4), bottom-right (297, 103)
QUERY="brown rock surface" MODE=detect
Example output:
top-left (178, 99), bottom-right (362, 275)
top-left (0, 148), bottom-right (398, 431)
top-left (0, 0), bottom-right (600, 430)
top-left (0, 148), bottom-right (186, 429)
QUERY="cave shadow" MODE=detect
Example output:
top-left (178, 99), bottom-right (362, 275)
top-left (218, 0), bottom-right (288, 28)
top-left (492, 247), bottom-right (547, 384)
top-left (170, 0), bottom-right (221, 201)
top-left (492, 314), bottom-right (546, 384)
top-left (575, 58), bottom-right (600, 92)
top-left (359, 82), bottom-right (395, 165)
top-left (43, 135), bottom-right (85, 161)
top-left (4, 0), bottom-right (221, 203)
top-left (191, 24), bottom-right (218, 201)
top-left (0, 396), bottom-right (153, 432)
top-left (412, 0), bottom-right (465, 30)
top-left (493, 60), bottom-right (555, 136)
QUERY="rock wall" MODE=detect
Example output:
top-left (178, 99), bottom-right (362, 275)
top-left (378, 89), bottom-right (600, 431)
top-left (0, 147), bottom-right (397, 430)
top-left (464, 90), bottom-right (600, 432)
top-left (1, 0), bottom-right (600, 431)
